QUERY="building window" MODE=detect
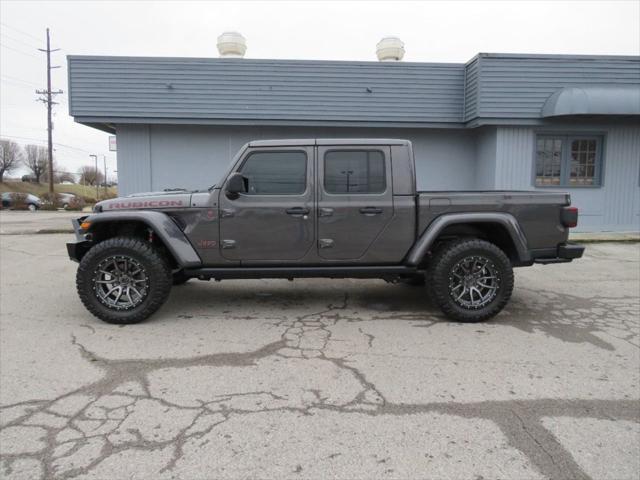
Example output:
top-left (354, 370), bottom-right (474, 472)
top-left (324, 150), bottom-right (386, 194)
top-left (535, 135), bottom-right (603, 187)
top-left (240, 151), bottom-right (307, 195)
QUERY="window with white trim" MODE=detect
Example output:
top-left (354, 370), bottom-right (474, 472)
top-left (535, 135), bottom-right (603, 187)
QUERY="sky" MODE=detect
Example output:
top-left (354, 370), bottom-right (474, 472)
top-left (1, 0), bottom-right (639, 180)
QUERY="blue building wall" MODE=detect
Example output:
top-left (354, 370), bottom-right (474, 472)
top-left (116, 124), bottom-right (478, 194)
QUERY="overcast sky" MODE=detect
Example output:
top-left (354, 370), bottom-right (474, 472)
top-left (1, 0), bottom-right (639, 179)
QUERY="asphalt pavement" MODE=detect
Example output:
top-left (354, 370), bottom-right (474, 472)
top-left (0, 213), bottom-right (638, 479)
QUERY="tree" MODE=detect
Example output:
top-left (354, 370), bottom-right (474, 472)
top-left (23, 144), bottom-right (48, 183)
top-left (0, 139), bottom-right (22, 182)
top-left (57, 171), bottom-right (76, 183)
top-left (78, 165), bottom-right (104, 186)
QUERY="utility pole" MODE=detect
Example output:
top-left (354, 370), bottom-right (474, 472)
top-left (103, 155), bottom-right (107, 196)
top-left (36, 28), bottom-right (62, 197)
top-left (90, 155), bottom-right (98, 200)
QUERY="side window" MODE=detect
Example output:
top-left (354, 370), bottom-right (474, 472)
top-left (239, 151), bottom-right (307, 195)
top-left (324, 150), bottom-right (386, 194)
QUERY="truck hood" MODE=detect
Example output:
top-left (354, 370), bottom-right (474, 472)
top-left (95, 190), bottom-right (193, 212)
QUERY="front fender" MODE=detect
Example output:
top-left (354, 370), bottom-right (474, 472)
top-left (405, 212), bottom-right (530, 266)
top-left (74, 211), bottom-right (202, 268)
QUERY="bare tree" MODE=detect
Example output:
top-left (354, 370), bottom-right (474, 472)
top-left (78, 165), bottom-right (104, 186)
top-left (23, 145), bottom-right (49, 183)
top-left (0, 139), bottom-right (22, 182)
top-left (57, 171), bottom-right (76, 183)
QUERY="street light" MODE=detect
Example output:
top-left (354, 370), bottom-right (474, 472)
top-left (89, 154), bottom-right (98, 200)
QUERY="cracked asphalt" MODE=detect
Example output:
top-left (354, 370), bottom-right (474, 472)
top-left (0, 231), bottom-right (639, 480)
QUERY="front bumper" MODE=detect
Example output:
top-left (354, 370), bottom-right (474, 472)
top-left (67, 217), bottom-right (92, 262)
top-left (67, 240), bottom-right (92, 262)
top-left (533, 243), bottom-right (585, 264)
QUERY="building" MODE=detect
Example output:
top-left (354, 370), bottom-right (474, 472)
top-left (66, 49), bottom-right (640, 232)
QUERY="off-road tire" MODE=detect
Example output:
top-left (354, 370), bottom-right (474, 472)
top-left (427, 238), bottom-right (513, 322)
top-left (76, 237), bottom-right (172, 324)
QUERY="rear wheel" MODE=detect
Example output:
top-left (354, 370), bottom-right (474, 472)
top-left (76, 237), bottom-right (172, 324)
top-left (427, 238), bottom-right (513, 322)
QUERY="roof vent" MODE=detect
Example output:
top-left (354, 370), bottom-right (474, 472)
top-left (217, 31), bottom-right (247, 58)
top-left (376, 37), bottom-right (405, 62)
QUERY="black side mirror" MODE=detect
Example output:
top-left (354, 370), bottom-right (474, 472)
top-left (225, 172), bottom-right (247, 199)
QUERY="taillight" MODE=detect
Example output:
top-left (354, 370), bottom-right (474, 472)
top-left (562, 206), bottom-right (579, 228)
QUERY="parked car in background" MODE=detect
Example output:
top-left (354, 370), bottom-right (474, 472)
top-left (1, 192), bottom-right (42, 211)
top-left (58, 192), bottom-right (85, 210)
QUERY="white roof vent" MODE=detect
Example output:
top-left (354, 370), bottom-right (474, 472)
top-left (217, 31), bottom-right (247, 58)
top-left (376, 37), bottom-right (405, 62)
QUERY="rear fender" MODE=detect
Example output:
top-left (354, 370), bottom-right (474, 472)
top-left (405, 212), bottom-right (530, 266)
top-left (80, 211), bottom-right (202, 268)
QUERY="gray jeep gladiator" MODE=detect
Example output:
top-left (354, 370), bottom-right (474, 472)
top-left (67, 139), bottom-right (584, 324)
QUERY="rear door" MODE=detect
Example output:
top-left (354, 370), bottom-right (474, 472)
top-left (218, 146), bottom-right (315, 261)
top-left (317, 146), bottom-right (393, 260)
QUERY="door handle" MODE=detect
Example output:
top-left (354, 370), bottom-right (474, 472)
top-left (286, 207), bottom-right (310, 216)
top-left (359, 207), bottom-right (383, 216)
top-left (318, 207), bottom-right (334, 217)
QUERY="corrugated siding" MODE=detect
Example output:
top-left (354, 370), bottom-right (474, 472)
top-left (601, 126), bottom-right (640, 230)
top-left (116, 125), bottom-right (152, 194)
top-left (477, 54), bottom-right (640, 119)
top-left (69, 56), bottom-right (465, 124)
top-left (494, 127), bottom-right (535, 189)
top-left (463, 57), bottom-right (479, 122)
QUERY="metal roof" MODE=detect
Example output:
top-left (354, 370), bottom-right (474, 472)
top-left (67, 53), bottom-right (640, 131)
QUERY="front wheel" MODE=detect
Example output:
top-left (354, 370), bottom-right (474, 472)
top-left (28, 204), bottom-right (37, 212)
top-left (76, 237), bottom-right (172, 324)
top-left (427, 239), bottom-right (514, 322)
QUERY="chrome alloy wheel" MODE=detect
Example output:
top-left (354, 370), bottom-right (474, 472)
top-left (448, 255), bottom-right (500, 309)
top-left (92, 255), bottom-right (149, 310)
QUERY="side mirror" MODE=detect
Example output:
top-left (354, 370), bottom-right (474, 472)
top-left (225, 172), bottom-right (247, 199)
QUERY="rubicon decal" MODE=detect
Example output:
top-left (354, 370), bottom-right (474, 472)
top-left (107, 200), bottom-right (184, 209)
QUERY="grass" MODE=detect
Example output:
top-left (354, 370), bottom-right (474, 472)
top-left (0, 181), bottom-right (118, 202)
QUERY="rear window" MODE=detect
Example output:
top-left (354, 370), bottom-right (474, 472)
top-left (324, 150), bottom-right (386, 194)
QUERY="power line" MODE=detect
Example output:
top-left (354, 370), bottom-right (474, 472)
top-left (0, 42), bottom-right (39, 59)
top-left (0, 22), bottom-right (43, 43)
top-left (1, 74), bottom-right (40, 87)
top-left (0, 134), bottom-right (99, 155)
top-left (0, 31), bottom-right (41, 49)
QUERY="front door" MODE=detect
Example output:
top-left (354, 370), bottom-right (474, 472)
top-left (219, 146), bottom-right (315, 261)
top-left (317, 146), bottom-right (394, 260)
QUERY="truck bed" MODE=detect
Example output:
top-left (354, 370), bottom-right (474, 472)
top-left (416, 190), bottom-right (571, 250)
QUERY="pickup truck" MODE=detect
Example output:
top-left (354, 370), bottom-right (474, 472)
top-left (67, 139), bottom-right (584, 324)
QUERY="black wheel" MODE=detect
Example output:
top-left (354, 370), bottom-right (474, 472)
top-left (427, 238), bottom-right (513, 322)
top-left (76, 237), bottom-right (172, 324)
top-left (172, 270), bottom-right (191, 286)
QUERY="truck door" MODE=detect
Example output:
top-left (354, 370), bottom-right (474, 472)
top-left (317, 146), bottom-right (393, 260)
top-left (219, 146), bottom-right (315, 261)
